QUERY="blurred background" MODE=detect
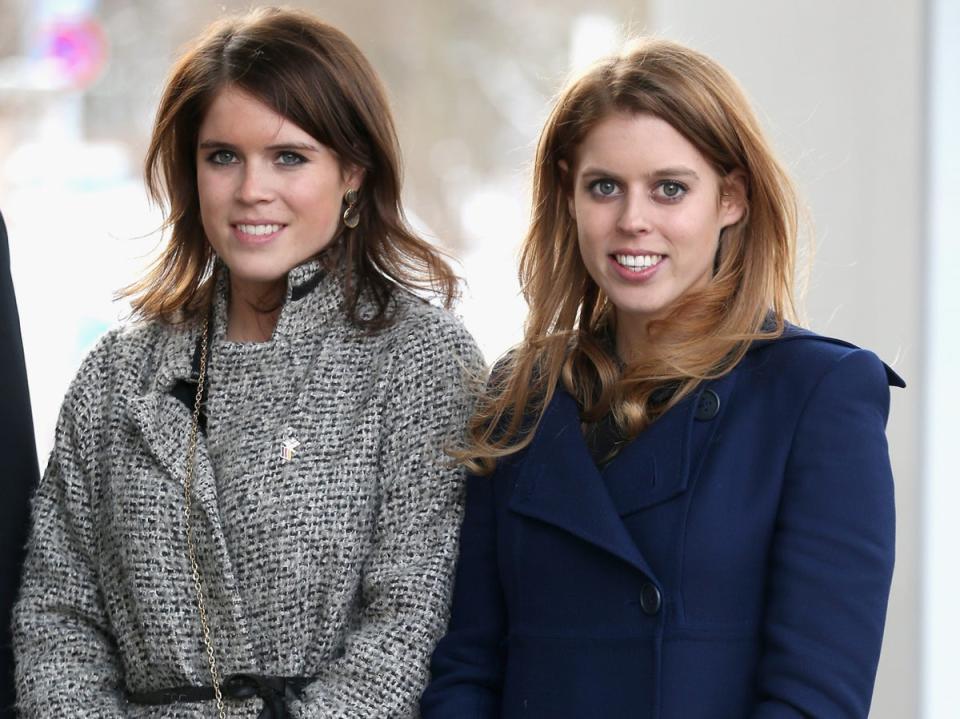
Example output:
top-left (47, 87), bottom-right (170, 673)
top-left (0, 0), bottom-right (955, 716)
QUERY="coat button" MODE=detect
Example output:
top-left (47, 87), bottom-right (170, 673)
top-left (640, 582), bottom-right (662, 615)
top-left (695, 389), bottom-right (720, 421)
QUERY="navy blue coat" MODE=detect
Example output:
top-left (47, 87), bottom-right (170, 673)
top-left (422, 328), bottom-right (903, 719)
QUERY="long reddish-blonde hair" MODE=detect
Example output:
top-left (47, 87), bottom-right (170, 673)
top-left (122, 6), bottom-right (457, 328)
top-left (461, 38), bottom-right (800, 473)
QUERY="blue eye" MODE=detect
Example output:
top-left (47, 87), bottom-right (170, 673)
top-left (589, 179), bottom-right (620, 198)
top-left (207, 149), bottom-right (237, 165)
top-left (277, 151), bottom-right (307, 166)
top-left (655, 181), bottom-right (687, 201)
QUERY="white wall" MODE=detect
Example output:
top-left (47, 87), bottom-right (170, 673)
top-left (647, 2), bottom-right (924, 717)
top-left (923, 0), bottom-right (960, 716)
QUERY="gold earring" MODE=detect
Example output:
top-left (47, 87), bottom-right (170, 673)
top-left (342, 188), bottom-right (359, 229)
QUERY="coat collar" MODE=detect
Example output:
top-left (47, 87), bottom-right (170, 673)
top-left (504, 320), bottom-right (902, 581)
top-left (207, 258), bottom-right (344, 350)
top-left (141, 258), bottom-right (343, 393)
top-left (122, 258), bottom-right (346, 502)
top-left (749, 322), bottom-right (906, 388)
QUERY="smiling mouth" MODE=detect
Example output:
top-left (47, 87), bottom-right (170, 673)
top-left (613, 253), bottom-right (665, 271)
top-left (235, 223), bottom-right (285, 236)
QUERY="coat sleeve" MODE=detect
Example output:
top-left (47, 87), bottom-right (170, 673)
top-left (0, 211), bottom-right (41, 716)
top-left (752, 348), bottom-right (897, 718)
top-left (292, 316), bottom-right (484, 719)
top-left (13, 369), bottom-right (129, 717)
top-left (418, 467), bottom-right (508, 719)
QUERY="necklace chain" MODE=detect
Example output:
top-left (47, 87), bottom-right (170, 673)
top-left (184, 319), bottom-right (227, 719)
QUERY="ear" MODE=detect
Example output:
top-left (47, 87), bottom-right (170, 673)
top-left (558, 159), bottom-right (575, 218)
top-left (719, 170), bottom-right (747, 228)
top-left (342, 163), bottom-right (366, 192)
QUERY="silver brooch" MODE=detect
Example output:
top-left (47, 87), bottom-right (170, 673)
top-left (281, 429), bottom-right (301, 463)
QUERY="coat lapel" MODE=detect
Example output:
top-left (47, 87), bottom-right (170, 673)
top-left (600, 372), bottom-right (736, 516)
top-left (508, 390), bottom-right (658, 579)
top-left (120, 324), bottom-right (222, 525)
top-left (507, 374), bottom-right (735, 579)
top-left (599, 398), bottom-right (691, 517)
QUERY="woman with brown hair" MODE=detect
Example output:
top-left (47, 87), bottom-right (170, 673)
top-left (14, 7), bottom-right (481, 718)
top-left (421, 38), bottom-right (902, 718)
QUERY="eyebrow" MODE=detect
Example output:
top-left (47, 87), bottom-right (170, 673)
top-left (197, 140), bottom-right (322, 152)
top-left (580, 165), bottom-right (701, 181)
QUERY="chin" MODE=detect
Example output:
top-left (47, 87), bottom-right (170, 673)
top-left (607, 294), bottom-right (664, 320)
top-left (225, 261), bottom-right (290, 286)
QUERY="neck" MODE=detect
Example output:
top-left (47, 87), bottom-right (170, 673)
top-left (226, 279), bottom-right (285, 342)
top-left (614, 313), bottom-right (652, 365)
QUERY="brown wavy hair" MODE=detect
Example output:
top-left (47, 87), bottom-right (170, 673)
top-left (461, 38), bottom-right (800, 473)
top-left (122, 6), bottom-right (457, 327)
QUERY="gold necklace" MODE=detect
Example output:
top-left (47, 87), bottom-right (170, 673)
top-left (184, 319), bottom-right (227, 719)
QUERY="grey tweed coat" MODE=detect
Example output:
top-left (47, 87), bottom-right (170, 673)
top-left (13, 260), bottom-right (484, 718)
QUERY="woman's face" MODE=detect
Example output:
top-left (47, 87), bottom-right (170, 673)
top-left (196, 86), bottom-right (361, 299)
top-left (568, 112), bottom-right (744, 337)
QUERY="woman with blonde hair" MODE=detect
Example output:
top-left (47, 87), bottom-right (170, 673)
top-left (421, 38), bottom-right (901, 718)
top-left (14, 7), bottom-right (481, 718)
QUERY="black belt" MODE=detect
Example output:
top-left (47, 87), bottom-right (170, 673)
top-left (129, 674), bottom-right (312, 718)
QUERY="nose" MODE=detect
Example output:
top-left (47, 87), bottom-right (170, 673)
top-left (616, 192), bottom-right (652, 235)
top-left (235, 161), bottom-right (274, 204)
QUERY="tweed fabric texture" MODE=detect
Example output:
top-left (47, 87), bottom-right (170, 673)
top-left (13, 259), bottom-right (484, 718)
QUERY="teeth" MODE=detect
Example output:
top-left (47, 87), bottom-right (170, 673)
top-left (237, 223), bottom-right (282, 236)
top-left (615, 254), bottom-right (663, 270)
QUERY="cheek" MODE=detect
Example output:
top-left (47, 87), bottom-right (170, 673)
top-left (575, 227), bottom-right (608, 284)
top-left (286, 175), bottom-right (346, 241)
top-left (574, 204), bottom-right (611, 251)
top-left (666, 207), bottom-right (721, 250)
top-left (196, 169), bottom-right (230, 214)
top-left (296, 179), bottom-right (341, 225)
top-left (574, 218), bottom-right (600, 268)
